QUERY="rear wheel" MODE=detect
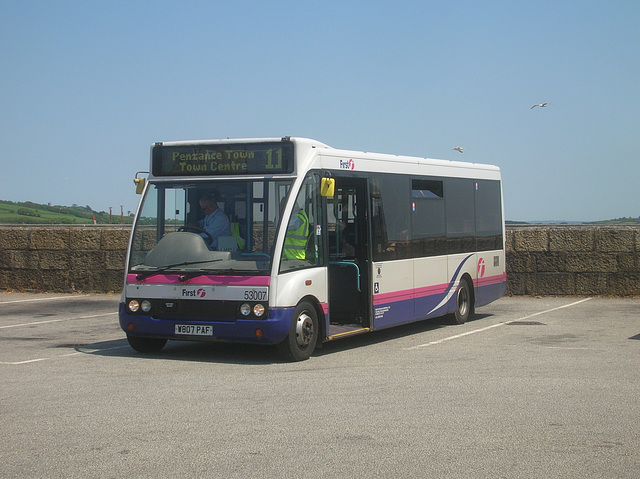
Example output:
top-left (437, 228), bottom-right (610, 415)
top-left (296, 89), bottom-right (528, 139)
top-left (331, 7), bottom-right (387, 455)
top-left (126, 334), bottom-right (167, 353)
top-left (277, 301), bottom-right (318, 361)
top-left (450, 278), bottom-right (472, 324)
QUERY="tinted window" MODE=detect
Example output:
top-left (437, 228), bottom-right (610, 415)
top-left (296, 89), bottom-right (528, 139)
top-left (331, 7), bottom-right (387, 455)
top-left (371, 175), bottom-right (410, 260)
top-left (445, 178), bottom-right (476, 254)
top-left (475, 179), bottom-right (503, 251)
top-left (371, 174), bottom-right (502, 260)
top-left (410, 178), bottom-right (446, 257)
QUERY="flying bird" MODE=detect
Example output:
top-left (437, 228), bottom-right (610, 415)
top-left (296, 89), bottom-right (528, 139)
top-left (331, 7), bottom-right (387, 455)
top-left (531, 102), bottom-right (548, 109)
top-left (452, 146), bottom-right (464, 153)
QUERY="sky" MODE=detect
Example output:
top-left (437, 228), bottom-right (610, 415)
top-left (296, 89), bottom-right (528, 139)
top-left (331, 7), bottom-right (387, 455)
top-left (1, 0), bottom-right (638, 222)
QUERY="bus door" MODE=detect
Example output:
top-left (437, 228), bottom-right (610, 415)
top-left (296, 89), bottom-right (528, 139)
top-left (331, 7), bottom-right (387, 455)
top-left (327, 177), bottom-right (370, 333)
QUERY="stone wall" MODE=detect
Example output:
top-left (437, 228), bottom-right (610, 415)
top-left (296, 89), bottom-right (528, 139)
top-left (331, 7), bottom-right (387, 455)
top-left (0, 226), bottom-right (129, 293)
top-left (0, 225), bottom-right (639, 296)
top-left (506, 226), bottom-right (640, 296)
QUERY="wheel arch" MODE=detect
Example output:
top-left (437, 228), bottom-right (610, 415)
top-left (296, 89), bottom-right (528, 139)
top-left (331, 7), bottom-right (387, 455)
top-left (299, 294), bottom-right (327, 344)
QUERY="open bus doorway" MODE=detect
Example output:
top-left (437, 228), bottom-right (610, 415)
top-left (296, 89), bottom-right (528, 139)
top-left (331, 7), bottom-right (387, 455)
top-left (327, 176), bottom-right (370, 337)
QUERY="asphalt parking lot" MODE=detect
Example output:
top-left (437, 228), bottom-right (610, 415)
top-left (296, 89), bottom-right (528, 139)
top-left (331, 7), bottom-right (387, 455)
top-left (1, 293), bottom-right (639, 478)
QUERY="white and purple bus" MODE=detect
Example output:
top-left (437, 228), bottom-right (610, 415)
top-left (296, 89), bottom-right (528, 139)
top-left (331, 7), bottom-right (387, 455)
top-left (119, 137), bottom-right (506, 361)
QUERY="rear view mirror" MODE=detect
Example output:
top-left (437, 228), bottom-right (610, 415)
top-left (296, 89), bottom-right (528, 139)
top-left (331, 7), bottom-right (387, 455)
top-left (134, 177), bottom-right (146, 194)
top-left (133, 171), bottom-right (148, 194)
top-left (321, 177), bottom-right (335, 197)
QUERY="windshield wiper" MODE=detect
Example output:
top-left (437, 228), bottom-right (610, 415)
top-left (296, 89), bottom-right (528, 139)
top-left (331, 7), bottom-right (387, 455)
top-left (134, 259), bottom-right (223, 280)
top-left (203, 268), bottom-right (262, 275)
top-left (175, 267), bottom-right (266, 281)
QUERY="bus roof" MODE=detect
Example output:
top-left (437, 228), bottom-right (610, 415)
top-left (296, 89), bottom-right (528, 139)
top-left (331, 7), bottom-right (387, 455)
top-left (150, 137), bottom-right (500, 178)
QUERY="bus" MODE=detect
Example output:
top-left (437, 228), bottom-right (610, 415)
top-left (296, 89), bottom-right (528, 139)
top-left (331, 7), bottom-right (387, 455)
top-left (119, 137), bottom-right (506, 361)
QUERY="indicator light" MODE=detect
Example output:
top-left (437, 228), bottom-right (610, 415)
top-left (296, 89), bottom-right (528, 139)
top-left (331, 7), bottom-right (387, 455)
top-left (253, 304), bottom-right (265, 317)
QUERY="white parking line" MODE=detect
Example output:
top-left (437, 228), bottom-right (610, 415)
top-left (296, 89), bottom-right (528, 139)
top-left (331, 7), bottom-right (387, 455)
top-left (1, 311), bottom-right (122, 364)
top-left (404, 297), bottom-right (593, 350)
top-left (0, 312), bottom-right (117, 329)
top-left (1, 351), bottom-right (82, 365)
top-left (506, 297), bottom-right (593, 323)
top-left (0, 295), bottom-right (90, 305)
top-left (0, 344), bottom-right (129, 365)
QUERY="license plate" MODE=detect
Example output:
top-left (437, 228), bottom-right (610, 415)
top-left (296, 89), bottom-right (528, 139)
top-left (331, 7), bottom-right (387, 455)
top-left (175, 324), bottom-right (213, 336)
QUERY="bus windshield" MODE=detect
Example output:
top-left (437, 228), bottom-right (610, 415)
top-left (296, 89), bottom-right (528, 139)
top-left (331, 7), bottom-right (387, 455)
top-left (128, 179), bottom-right (292, 275)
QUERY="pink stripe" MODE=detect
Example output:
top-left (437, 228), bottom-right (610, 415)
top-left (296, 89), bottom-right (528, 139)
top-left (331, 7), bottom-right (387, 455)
top-left (126, 273), bottom-right (270, 286)
top-left (373, 273), bottom-right (506, 307)
top-left (373, 289), bottom-right (414, 305)
top-left (320, 302), bottom-right (329, 314)
top-left (414, 283), bottom-right (449, 297)
top-left (374, 281), bottom-right (451, 306)
top-left (474, 273), bottom-right (507, 287)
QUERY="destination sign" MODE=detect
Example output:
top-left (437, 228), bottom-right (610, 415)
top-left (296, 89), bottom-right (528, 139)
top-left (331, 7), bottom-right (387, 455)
top-left (152, 141), bottom-right (294, 176)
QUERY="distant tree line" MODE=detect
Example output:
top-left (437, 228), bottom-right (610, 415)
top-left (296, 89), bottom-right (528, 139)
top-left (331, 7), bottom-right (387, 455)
top-left (589, 217), bottom-right (640, 225)
top-left (507, 217), bottom-right (640, 225)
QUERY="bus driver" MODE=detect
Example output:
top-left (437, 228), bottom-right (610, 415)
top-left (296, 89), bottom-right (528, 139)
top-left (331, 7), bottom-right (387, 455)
top-left (198, 193), bottom-right (230, 248)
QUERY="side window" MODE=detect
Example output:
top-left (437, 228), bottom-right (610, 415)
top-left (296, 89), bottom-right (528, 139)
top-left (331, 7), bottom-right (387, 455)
top-left (475, 179), bottom-right (503, 251)
top-left (371, 174), bottom-right (410, 261)
top-left (279, 174), bottom-right (324, 272)
top-left (410, 178), bottom-right (446, 257)
top-left (445, 178), bottom-right (476, 254)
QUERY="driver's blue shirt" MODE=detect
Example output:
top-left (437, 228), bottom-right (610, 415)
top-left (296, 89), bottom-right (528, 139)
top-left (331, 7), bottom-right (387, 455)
top-left (198, 208), bottom-right (230, 248)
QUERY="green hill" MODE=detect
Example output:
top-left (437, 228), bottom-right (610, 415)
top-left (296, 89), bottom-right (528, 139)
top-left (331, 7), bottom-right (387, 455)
top-left (588, 217), bottom-right (640, 225)
top-left (2, 199), bottom-right (637, 226)
top-left (0, 200), bottom-right (133, 225)
top-left (507, 217), bottom-right (640, 226)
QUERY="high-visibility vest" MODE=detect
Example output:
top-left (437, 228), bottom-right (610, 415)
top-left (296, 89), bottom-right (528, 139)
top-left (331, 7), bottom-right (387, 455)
top-left (230, 222), bottom-right (245, 249)
top-left (283, 210), bottom-right (309, 259)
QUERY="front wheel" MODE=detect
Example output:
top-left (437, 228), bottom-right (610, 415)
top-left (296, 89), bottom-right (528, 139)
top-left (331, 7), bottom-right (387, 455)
top-left (277, 301), bottom-right (318, 361)
top-left (127, 334), bottom-right (167, 353)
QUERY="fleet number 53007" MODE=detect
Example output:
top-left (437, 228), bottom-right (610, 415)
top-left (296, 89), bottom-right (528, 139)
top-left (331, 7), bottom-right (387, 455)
top-left (244, 290), bottom-right (267, 301)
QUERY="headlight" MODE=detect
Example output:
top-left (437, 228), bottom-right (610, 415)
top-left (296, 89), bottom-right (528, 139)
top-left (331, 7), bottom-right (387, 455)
top-left (253, 304), bottom-right (265, 317)
top-left (128, 300), bottom-right (140, 312)
top-left (141, 300), bottom-right (152, 313)
top-left (240, 303), bottom-right (251, 316)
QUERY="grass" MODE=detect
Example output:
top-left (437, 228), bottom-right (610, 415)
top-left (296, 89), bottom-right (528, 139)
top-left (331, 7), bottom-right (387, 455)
top-left (0, 200), bottom-right (132, 225)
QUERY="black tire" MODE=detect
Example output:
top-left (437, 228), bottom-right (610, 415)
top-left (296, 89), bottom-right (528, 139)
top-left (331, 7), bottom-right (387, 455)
top-left (127, 334), bottom-right (167, 353)
top-left (450, 278), bottom-right (472, 325)
top-left (276, 301), bottom-right (318, 361)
